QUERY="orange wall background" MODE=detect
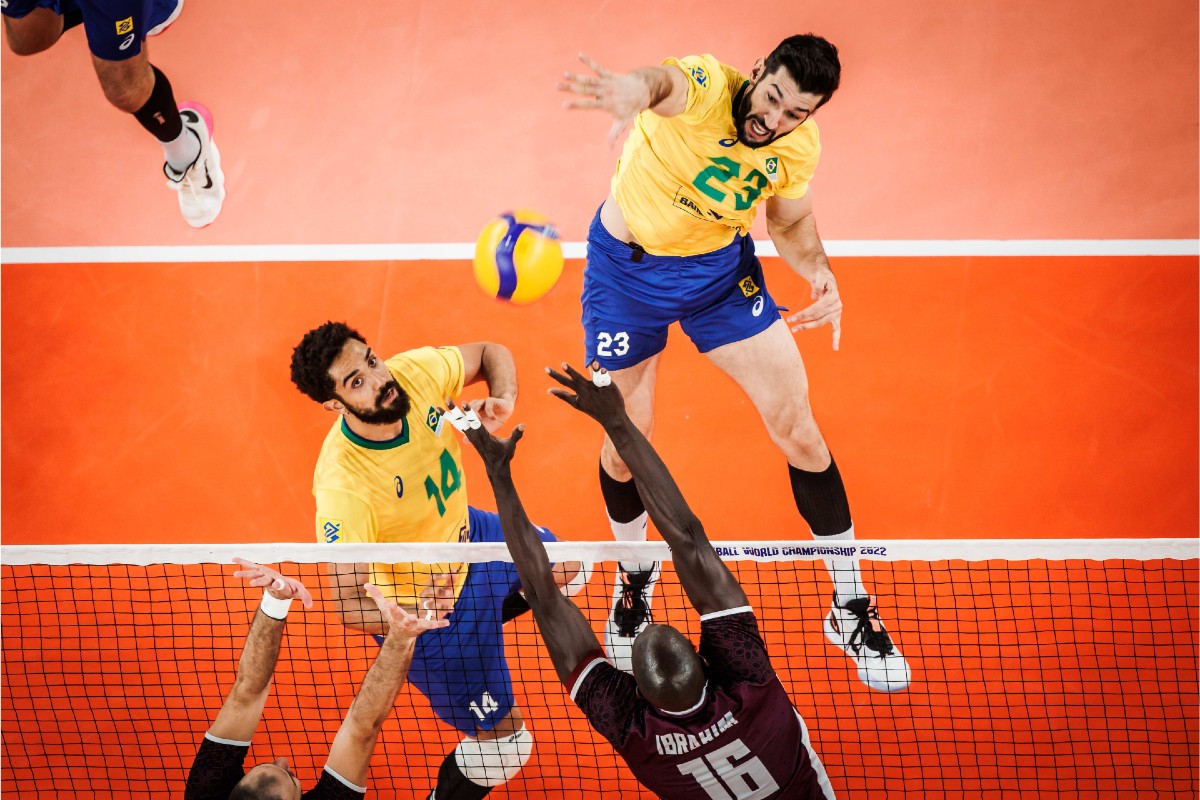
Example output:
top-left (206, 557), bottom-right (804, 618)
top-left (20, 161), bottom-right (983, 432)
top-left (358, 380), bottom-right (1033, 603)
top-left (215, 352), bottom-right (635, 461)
top-left (1, 0), bottom-right (1197, 546)
top-left (2, 255), bottom-right (1195, 545)
top-left (1, 0), bottom-right (1197, 245)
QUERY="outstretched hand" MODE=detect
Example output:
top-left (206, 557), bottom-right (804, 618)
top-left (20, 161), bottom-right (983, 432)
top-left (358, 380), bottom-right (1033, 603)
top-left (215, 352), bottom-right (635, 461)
top-left (442, 398), bottom-right (524, 474)
top-left (546, 362), bottom-right (626, 424)
top-left (233, 557), bottom-right (313, 608)
top-left (364, 582), bottom-right (450, 638)
top-left (556, 52), bottom-right (651, 146)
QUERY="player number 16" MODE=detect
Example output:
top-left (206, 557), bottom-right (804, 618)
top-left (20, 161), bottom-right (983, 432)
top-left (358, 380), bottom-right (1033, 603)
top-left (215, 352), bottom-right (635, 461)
top-left (676, 738), bottom-right (780, 800)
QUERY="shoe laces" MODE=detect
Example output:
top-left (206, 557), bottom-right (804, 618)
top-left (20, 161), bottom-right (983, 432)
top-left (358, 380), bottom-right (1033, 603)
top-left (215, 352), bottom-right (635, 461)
top-left (614, 566), bottom-right (654, 637)
top-left (163, 127), bottom-right (207, 197)
top-left (839, 597), bottom-right (895, 657)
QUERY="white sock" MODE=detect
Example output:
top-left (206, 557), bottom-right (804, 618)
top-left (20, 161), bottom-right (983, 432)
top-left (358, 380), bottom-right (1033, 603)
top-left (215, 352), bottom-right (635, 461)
top-left (162, 126), bottom-right (200, 174)
top-left (820, 525), bottom-right (867, 603)
top-left (610, 512), bottom-right (654, 574)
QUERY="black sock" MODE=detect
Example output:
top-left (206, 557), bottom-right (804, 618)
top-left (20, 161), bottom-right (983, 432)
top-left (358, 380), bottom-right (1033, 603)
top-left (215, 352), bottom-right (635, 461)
top-left (788, 457), bottom-right (852, 537)
top-left (430, 750), bottom-right (491, 799)
top-left (132, 65), bottom-right (183, 142)
top-left (599, 461), bottom-right (645, 523)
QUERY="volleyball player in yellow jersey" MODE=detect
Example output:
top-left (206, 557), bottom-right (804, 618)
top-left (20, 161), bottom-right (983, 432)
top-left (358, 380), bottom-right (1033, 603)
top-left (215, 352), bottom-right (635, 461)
top-left (558, 35), bottom-right (911, 692)
top-left (290, 321), bottom-right (587, 800)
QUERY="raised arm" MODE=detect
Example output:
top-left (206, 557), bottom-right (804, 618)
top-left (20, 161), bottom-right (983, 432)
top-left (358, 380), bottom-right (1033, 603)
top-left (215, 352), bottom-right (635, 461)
top-left (547, 364), bottom-right (749, 616)
top-left (556, 53), bottom-right (689, 145)
top-left (207, 559), bottom-right (313, 743)
top-left (456, 341), bottom-right (517, 432)
top-left (326, 562), bottom-right (456, 636)
top-left (324, 583), bottom-right (448, 788)
top-left (445, 403), bottom-right (602, 684)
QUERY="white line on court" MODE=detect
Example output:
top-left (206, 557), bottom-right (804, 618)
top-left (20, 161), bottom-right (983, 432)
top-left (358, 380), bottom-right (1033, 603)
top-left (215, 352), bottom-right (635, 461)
top-left (1, 240), bottom-right (1197, 264)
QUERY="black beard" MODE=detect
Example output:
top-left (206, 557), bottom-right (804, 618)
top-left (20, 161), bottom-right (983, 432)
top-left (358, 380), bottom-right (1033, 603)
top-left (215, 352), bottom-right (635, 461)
top-left (733, 82), bottom-right (775, 149)
top-left (345, 381), bottom-right (411, 426)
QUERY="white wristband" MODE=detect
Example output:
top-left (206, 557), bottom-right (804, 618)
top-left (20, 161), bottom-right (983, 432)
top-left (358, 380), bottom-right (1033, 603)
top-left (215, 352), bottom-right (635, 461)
top-left (259, 591), bottom-right (292, 620)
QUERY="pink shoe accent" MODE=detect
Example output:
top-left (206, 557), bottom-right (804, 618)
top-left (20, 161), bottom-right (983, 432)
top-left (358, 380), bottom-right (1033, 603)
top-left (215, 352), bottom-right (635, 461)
top-left (177, 101), bottom-right (214, 138)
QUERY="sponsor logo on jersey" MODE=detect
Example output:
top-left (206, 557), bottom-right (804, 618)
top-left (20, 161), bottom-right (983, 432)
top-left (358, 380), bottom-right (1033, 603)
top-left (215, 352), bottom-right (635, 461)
top-left (687, 65), bottom-right (708, 88)
top-left (718, 138), bottom-right (738, 148)
top-left (752, 295), bottom-right (765, 317)
top-left (394, 476), bottom-right (404, 498)
top-left (764, 156), bottom-right (779, 183)
top-left (115, 17), bottom-right (134, 35)
top-left (425, 406), bottom-right (445, 436)
top-left (738, 276), bottom-right (760, 298)
top-left (673, 191), bottom-right (708, 221)
top-left (118, 33), bottom-right (135, 50)
top-left (321, 518), bottom-right (343, 543)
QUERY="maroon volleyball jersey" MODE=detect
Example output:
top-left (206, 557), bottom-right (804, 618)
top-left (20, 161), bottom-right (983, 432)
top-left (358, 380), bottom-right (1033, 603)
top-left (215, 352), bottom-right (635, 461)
top-left (569, 607), bottom-right (832, 800)
top-left (184, 735), bottom-right (365, 800)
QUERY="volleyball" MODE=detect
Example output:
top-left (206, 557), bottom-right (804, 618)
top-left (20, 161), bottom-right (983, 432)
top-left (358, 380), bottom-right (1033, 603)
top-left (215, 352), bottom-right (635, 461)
top-left (473, 210), bottom-right (564, 304)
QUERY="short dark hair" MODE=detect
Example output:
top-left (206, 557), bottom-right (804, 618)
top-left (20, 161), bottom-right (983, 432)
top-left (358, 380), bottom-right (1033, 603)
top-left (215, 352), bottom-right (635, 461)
top-left (764, 34), bottom-right (841, 110)
top-left (229, 771), bottom-right (291, 800)
top-left (290, 321), bottom-right (366, 403)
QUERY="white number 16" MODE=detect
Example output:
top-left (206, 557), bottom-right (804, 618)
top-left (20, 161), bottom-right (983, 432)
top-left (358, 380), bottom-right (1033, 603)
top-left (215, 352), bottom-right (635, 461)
top-left (676, 738), bottom-right (780, 800)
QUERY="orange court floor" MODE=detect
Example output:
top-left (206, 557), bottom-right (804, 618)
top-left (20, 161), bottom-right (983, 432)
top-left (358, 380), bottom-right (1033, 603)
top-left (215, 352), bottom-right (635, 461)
top-left (1, 1), bottom-right (1198, 798)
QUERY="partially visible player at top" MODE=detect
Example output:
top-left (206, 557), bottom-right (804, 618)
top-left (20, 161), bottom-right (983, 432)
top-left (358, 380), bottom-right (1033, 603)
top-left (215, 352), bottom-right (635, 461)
top-left (444, 363), bottom-right (836, 799)
top-left (556, 36), bottom-right (910, 692)
top-left (184, 558), bottom-right (447, 799)
top-left (289, 322), bottom-right (587, 800)
top-left (2, 0), bottom-right (225, 227)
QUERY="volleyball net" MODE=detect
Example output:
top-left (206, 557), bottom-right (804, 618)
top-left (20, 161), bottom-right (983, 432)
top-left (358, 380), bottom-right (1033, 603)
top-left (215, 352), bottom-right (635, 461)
top-left (2, 539), bottom-right (1196, 799)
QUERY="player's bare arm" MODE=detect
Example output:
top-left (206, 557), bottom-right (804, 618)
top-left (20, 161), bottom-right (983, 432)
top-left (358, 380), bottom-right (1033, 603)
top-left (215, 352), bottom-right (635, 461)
top-left (457, 341), bottom-right (517, 432)
top-left (208, 559), bottom-right (313, 743)
top-left (325, 583), bottom-right (448, 786)
top-left (447, 402), bottom-right (602, 684)
top-left (547, 364), bottom-right (748, 616)
top-left (766, 191), bottom-right (843, 350)
top-left (325, 563), bottom-right (455, 636)
top-left (557, 52), bottom-right (689, 145)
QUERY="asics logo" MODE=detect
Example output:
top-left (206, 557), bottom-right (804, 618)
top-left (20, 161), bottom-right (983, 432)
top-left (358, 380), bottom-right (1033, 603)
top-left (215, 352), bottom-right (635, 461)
top-left (752, 295), bottom-right (765, 317)
top-left (201, 166), bottom-right (213, 190)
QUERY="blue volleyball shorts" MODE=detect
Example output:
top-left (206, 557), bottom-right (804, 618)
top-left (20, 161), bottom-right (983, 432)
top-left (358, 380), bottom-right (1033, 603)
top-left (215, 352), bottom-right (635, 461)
top-left (374, 505), bottom-right (557, 734)
top-left (581, 206), bottom-right (782, 370)
top-left (1, 0), bottom-right (182, 60)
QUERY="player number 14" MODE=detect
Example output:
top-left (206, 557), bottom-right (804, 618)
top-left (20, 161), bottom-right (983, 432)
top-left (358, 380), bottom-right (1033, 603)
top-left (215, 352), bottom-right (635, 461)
top-left (676, 738), bottom-right (780, 800)
top-left (424, 449), bottom-right (463, 517)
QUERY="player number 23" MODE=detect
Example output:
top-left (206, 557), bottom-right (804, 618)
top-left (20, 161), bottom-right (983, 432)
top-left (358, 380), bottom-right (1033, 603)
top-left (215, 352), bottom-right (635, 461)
top-left (596, 331), bottom-right (630, 358)
top-left (676, 738), bottom-right (780, 800)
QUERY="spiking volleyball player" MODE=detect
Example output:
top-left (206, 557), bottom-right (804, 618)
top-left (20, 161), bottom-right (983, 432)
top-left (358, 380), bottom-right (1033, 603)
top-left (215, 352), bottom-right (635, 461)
top-left (445, 364), bottom-right (836, 799)
top-left (289, 322), bottom-right (587, 799)
top-left (185, 558), bottom-right (447, 799)
top-left (556, 36), bottom-right (909, 691)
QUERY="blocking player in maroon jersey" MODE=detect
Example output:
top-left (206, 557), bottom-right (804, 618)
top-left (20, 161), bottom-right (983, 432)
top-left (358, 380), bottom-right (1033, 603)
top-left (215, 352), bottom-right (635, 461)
top-left (444, 363), bottom-right (836, 800)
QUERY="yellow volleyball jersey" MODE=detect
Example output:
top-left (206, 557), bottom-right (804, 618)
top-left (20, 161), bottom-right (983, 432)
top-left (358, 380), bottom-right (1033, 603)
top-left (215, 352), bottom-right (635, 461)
top-left (313, 346), bottom-right (470, 607)
top-left (611, 53), bottom-right (821, 256)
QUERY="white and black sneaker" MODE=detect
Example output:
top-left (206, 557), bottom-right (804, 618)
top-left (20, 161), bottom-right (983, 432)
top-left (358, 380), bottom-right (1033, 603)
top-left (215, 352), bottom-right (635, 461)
top-left (824, 594), bottom-right (911, 692)
top-left (604, 562), bottom-right (659, 673)
top-left (165, 102), bottom-right (225, 228)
